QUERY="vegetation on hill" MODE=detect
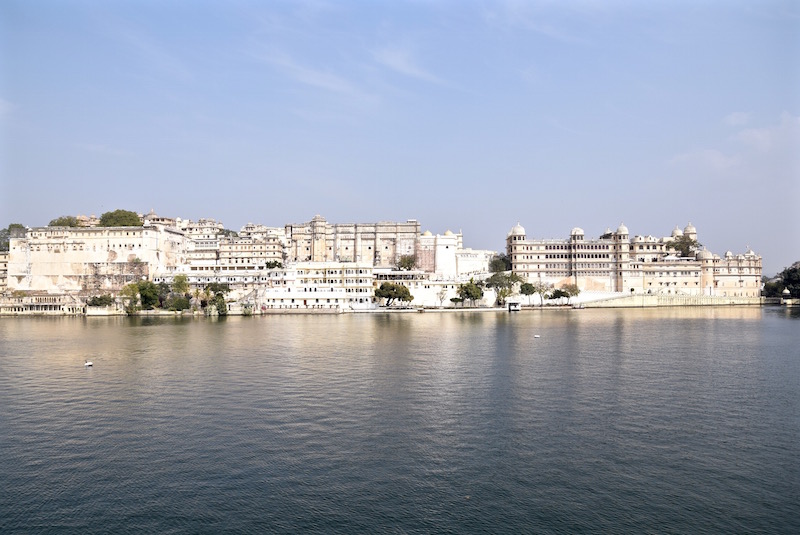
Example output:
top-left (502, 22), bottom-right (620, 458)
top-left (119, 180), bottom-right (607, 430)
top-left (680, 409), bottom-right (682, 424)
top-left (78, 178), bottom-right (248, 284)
top-left (0, 223), bottom-right (26, 251)
top-left (99, 209), bottom-right (142, 227)
top-left (48, 216), bottom-right (80, 227)
top-left (763, 262), bottom-right (800, 298)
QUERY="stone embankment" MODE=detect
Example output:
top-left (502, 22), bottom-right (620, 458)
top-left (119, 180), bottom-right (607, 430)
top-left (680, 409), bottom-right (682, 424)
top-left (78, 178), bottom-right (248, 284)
top-left (582, 294), bottom-right (764, 308)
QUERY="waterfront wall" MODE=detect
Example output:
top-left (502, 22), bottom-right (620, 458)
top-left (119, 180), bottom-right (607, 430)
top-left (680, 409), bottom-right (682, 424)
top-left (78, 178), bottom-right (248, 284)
top-left (584, 294), bottom-right (764, 308)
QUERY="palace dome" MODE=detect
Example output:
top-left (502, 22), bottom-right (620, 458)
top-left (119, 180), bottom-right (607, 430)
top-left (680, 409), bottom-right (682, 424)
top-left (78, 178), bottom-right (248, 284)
top-left (422, 230), bottom-right (432, 237)
top-left (684, 222), bottom-right (697, 235)
top-left (672, 226), bottom-right (683, 238)
top-left (509, 223), bottom-right (526, 237)
top-left (571, 227), bottom-right (584, 236)
top-left (616, 223), bottom-right (629, 235)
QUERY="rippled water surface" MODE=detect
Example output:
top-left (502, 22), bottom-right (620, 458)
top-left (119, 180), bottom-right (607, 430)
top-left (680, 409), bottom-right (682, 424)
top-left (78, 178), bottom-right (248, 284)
top-left (1, 307), bottom-right (798, 533)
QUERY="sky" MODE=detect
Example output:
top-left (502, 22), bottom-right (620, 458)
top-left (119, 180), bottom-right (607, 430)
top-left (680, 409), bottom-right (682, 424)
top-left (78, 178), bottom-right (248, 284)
top-left (1, 0), bottom-right (798, 275)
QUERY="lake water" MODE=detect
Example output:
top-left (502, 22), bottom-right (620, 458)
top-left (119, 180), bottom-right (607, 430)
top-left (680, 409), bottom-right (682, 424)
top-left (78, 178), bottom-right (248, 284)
top-left (1, 307), bottom-right (798, 534)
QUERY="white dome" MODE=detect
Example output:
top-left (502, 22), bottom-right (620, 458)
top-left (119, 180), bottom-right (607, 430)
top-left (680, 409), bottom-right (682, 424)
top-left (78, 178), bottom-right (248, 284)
top-left (671, 226), bottom-right (683, 238)
top-left (684, 222), bottom-right (697, 234)
top-left (696, 249), bottom-right (713, 260)
top-left (444, 230), bottom-right (454, 236)
top-left (509, 223), bottom-right (526, 236)
top-left (616, 223), bottom-right (629, 235)
top-left (422, 230), bottom-right (432, 237)
top-left (571, 227), bottom-right (584, 236)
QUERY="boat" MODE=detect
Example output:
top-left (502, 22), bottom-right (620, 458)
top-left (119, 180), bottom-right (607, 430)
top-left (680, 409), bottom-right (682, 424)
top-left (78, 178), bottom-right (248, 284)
top-left (84, 360), bottom-right (93, 367)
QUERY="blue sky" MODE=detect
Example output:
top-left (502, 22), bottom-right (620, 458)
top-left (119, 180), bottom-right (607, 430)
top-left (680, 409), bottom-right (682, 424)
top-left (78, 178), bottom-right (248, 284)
top-left (1, 0), bottom-right (798, 274)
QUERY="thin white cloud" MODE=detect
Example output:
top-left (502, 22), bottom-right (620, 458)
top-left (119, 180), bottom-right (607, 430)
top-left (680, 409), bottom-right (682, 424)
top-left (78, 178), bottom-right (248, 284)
top-left (737, 112), bottom-right (800, 153)
top-left (0, 98), bottom-right (14, 115)
top-left (256, 50), bottom-right (376, 102)
top-left (372, 46), bottom-right (445, 85)
top-left (671, 114), bottom-right (800, 174)
top-left (670, 149), bottom-right (739, 171)
top-left (724, 112), bottom-right (749, 126)
top-left (113, 27), bottom-right (194, 83)
top-left (482, 0), bottom-right (592, 45)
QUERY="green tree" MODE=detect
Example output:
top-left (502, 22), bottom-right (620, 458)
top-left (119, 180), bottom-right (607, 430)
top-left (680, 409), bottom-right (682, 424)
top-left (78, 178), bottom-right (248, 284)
top-left (484, 272), bottom-right (524, 305)
top-left (489, 254), bottom-right (511, 273)
top-left (375, 282), bottom-right (414, 306)
top-left (457, 280), bottom-right (484, 307)
top-left (770, 261), bottom-right (800, 298)
top-left (0, 223), bottom-right (26, 251)
top-left (156, 282), bottom-right (171, 308)
top-left (86, 294), bottom-right (115, 307)
top-left (164, 294), bottom-right (191, 311)
top-left (205, 282), bottom-right (230, 295)
top-left (397, 255), bottom-right (416, 271)
top-left (120, 282), bottom-right (141, 314)
top-left (99, 209), bottom-right (142, 227)
top-left (171, 274), bottom-right (189, 295)
top-left (667, 235), bottom-right (702, 257)
top-left (48, 215), bottom-right (79, 227)
top-left (551, 288), bottom-right (569, 301)
top-left (212, 293), bottom-right (228, 316)
top-left (265, 261), bottom-right (283, 269)
top-left (137, 280), bottom-right (159, 310)
top-left (520, 282), bottom-right (535, 305)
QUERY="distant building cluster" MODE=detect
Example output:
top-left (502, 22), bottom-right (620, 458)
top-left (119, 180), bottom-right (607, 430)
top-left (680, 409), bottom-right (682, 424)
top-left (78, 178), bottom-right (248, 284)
top-left (0, 210), bottom-right (763, 314)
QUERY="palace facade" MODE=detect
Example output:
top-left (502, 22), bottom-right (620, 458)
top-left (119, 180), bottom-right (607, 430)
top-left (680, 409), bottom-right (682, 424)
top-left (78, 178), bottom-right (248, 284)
top-left (507, 223), bottom-right (762, 297)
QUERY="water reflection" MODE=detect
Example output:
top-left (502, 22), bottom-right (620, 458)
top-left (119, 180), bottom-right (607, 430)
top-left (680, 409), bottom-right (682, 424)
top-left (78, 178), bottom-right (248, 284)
top-left (1, 308), bottom-right (798, 533)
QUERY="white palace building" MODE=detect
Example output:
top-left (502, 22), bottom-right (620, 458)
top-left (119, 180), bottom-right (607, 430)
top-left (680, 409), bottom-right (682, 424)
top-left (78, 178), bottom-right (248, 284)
top-left (507, 222), bottom-right (762, 298)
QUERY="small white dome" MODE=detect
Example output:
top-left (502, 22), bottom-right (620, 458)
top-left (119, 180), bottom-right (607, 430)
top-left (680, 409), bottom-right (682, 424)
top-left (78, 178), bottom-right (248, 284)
top-left (684, 222), bottom-right (697, 234)
top-left (422, 230), bottom-right (432, 237)
top-left (444, 230), bottom-right (454, 236)
top-left (725, 251), bottom-right (733, 258)
top-left (696, 249), bottom-right (713, 260)
top-left (509, 223), bottom-right (526, 236)
top-left (616, 223), bottom-right (629, 235)
top-left (571, 227), bottom-right (584, 236)
top-left (671, 226), bottom-right (683, 238)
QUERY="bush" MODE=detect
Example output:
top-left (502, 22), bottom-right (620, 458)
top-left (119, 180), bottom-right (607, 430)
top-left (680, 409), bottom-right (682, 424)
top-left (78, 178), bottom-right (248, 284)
top-left (87, 294), bottom-right (115, 307)
top-left (165, 295), bottom-right (191, 311)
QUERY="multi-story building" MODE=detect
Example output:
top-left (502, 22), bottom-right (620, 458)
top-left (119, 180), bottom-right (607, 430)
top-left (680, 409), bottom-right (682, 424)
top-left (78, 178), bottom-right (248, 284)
top-left (415, 229), bottom-right (495, 277)
top-left (507, 222), bottom-right (762, 297)
top-left (285, 215), bottom-right (420, 267)
top-left (7, 224), bottom-right (188, 294)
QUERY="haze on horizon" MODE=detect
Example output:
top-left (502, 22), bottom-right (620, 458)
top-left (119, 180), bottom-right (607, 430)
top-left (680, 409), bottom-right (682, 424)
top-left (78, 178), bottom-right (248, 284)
top-left (1, 0), bottom-right (797, 275)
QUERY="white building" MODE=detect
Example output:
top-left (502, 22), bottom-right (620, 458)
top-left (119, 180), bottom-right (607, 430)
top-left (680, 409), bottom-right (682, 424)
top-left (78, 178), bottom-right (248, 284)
top-left (507, 222), bottom-right (762, 297)
top-left (7, 224), bottom-right (188, 294)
